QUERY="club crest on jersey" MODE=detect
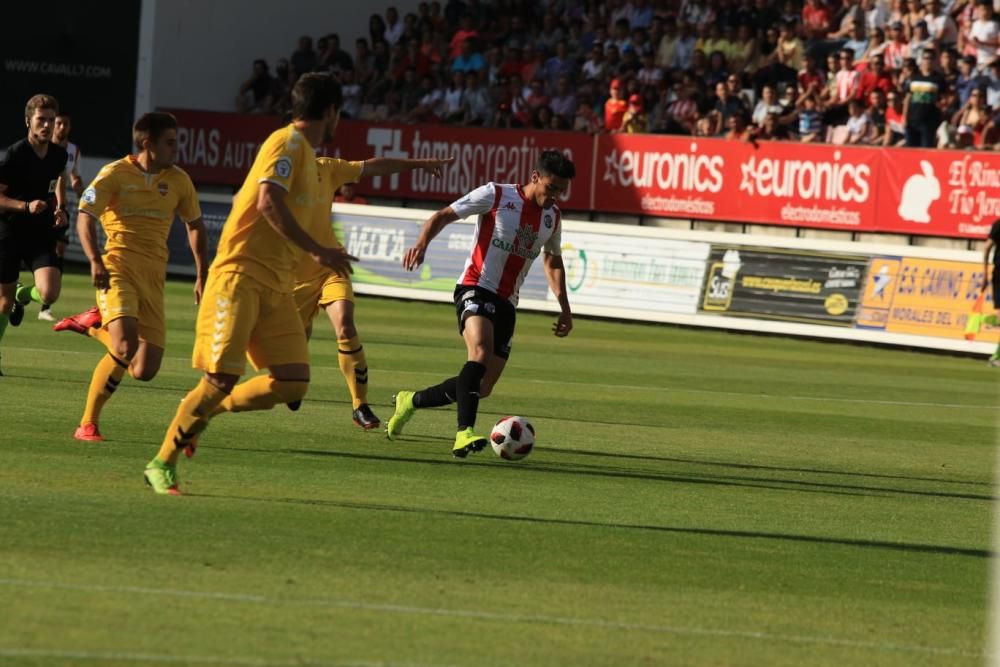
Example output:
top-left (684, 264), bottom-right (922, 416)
top-left (158, 182), bottom-right (169, 196)
top-left (515, 225), bottom-right (539, 248)
top-left (82, 187), bottom-right (97, 204)
top-left (543, 214), bottom-right (553, 228)
top-left (275, 157), bottom-right (292, 179)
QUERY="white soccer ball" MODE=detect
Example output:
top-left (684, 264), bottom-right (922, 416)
top-left (490, 416), bottom-right (535, 461)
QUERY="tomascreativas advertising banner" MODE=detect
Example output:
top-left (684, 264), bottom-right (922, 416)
top-left (700, 246), bottom-right (868, 326)
top-left (856, 256), bottom-right (998, 341)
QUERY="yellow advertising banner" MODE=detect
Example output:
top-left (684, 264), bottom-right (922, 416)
top-left (857, 257), bottom-right (998, 341)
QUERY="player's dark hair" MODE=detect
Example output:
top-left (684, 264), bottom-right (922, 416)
top-left (133, 112), bottom-right (178, 150)
top-left (535, 150), bottom-right (576, 179)
top-left (56, 111), bottom-right (71, 119)
top-left (291, 72), bottom-right (343, 120)
top-left (25, 94), bottom-right (58, 119)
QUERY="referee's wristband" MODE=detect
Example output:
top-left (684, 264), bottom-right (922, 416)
top-left (22, 201), bottom-right (28, 213)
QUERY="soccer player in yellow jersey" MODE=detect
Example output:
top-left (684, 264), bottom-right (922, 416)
top-left (54, 112), bottom-right (208, 442)
top-left (143, 73), bottom-right (355, 495)
top-left (290, 154), bottom-right (451, 429)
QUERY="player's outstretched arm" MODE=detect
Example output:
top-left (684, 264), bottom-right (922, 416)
top-left (543, 252), bottom-right (573, 338)
top-left (77, 210), bottom-right (109, 290)
top-left (257, 182), bottom-right (357, 276)
top-left (185, 217), bottom-right (209, 304)
top-left (362, 156), bottom-right (455, 180)
top-left (402, 206), bottom-right (460, 271)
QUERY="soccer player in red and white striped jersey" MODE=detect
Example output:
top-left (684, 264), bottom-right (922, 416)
top-left (386, 150), bottom-right (575, 457)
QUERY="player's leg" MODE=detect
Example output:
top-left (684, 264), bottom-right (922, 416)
top-left (0, 280), bottom-right (16, 375)
top-left (16, 258), bottom-right (62, 318)
top-left (39, 236), bottom-right (66, 321)
top-left (325, 296), bottom-right (379, 429)
top-left (76, 316), bottom-right (138, 441)
top-left (991, 266), bottom-right (1000, 366)
top-left (477, 299), bottom-right (515, 400)
top-left (451, 314), bottom-right (493, 458)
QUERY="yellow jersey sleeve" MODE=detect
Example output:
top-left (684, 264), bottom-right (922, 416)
top-left (79, 164), bottom-right (120, 219)
top-left (176, 172), bottom-right (202, 224)
top-left (256, 132), bottom-right (309, 192)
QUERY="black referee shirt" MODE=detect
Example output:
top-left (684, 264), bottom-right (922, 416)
top-left (0, 139), bottom-right (68, 232)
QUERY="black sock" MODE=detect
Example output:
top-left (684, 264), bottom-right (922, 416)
top-left (456, 361), bottom-right (486, 430)
top-left (413, 377), bottom-right (458, 408)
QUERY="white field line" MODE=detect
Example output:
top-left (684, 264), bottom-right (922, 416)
top-left (10, 348), bottom-right (996, 411)
top-left (0, 648), bottom-right (447, 667)
top-left (0, 578), bottom-right (985, 659)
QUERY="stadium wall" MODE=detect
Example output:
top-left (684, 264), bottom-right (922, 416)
top-left (58, 195), bottom-right (998, 356)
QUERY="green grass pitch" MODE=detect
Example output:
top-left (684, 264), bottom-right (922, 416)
top-left (0, 270), bottom-right (995, 666)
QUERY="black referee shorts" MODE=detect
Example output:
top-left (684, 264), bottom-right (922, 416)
top-left (0, 231), bottom-right (61, 284)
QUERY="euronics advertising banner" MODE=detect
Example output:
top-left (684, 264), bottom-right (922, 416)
top-left (700, 247), bottom-right (868, 326)
top-left (856, 256), bottom-right (998, 342)
top-left (335, 211), bottom-right (710, 314)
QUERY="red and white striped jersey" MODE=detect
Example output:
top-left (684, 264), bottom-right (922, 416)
top-left (450, 182), bottom-right (562, 306)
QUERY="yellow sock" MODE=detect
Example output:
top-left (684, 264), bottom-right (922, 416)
top-left (156, 378), bottom-right (228, 465)
top-left (80, 353), bottom-right (129, 426)
top-left (338, 335), bottom-right (368, 409)
top-left (88, 326), bottom-right (113, 352)
top-left (214, 375), bottom-right (309, 414)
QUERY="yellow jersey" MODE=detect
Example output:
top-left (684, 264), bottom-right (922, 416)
top-left (79, 156), bottom-right (200, 266)
top-left (211, 124), bottom-right (320, 291)
top-left (295, 157), bottom-right (364, 284)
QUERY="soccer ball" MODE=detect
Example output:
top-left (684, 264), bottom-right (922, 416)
top-left (490, 416), bottom-right (535, 461)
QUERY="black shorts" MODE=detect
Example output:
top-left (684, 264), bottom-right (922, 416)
top-left (993, 266), bottom-right (999, 307)
top-left (0, 231), bottom-right (61, 284)
top-left (453, 285), bottom-right (517, 360)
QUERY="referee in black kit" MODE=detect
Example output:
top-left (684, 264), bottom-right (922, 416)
top-left (0, 94), bottom-right (69, 374)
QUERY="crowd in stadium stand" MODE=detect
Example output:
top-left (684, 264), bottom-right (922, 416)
top-left (234, 0), bottom-right (1000, 149)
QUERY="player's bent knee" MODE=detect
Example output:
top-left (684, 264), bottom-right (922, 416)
top-left (37, 287), bottom-right (60, 304)
top-left (0, 297), bottom-right (13, 314)
top-left (273, 379), bottom-right (309, 404)
top-left (129, 365), bottom-right (159, 382)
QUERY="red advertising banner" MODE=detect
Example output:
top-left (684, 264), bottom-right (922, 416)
top-left (165, 109), bottom-right (998, 239)
top-left (593, 134), bottom-right (880, 231)
top-left (876, 148), bottom-right (1000, 238)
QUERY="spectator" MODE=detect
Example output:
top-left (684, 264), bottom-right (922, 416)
top-left (620, 93), bottom-right (649, 133)
top-left (956, 53), bottom-right (984, 104)
top-left (884, 89), bottom-right (907, 144)
top-left (725, 112), bottom-right (752, 140)
top-left (408, 73), bottom-right (444, 122)
top-left (582, 44), bottom-right (607, 80)
top-left (235, 59), bottom-right (276, 113)
top-left (573, 99), bottom-right (602, 132)
top-left (672, 22), bottom-right (698, 70)
top-left (910, 20), bottom-right (935, 60)
top-left (461, 71), bottom-right (493, 125)
top-left (609, 18), bottom-right (633, 52)
top-left (397, 67), bottom-right (423, 111)
top-left (530, 105), bottom-right (554, 129)
top-left (291, 36), bottom-right (317, 74)
top-left (630, 0), bottom-right (655, 30)
top-left (636, 50), bottom-right (664, 87)
top-left (860, 54), bottom-right (895, 97)
top-left (543, 41), bottom-right (576, 91)
top-left (731, 23), bottom-right (760, 73)
top-left (449, 14), bottom-right (480, 59)
top-left (864, 0), bottom-right (890, 34)
top-left (752, 84), bottom-right (785, 124)
top-left (320, 34), bottom-right (354, 72)
top-left (494, 102), bottom-right (518, 129)
top-left (340, 68), bottom-right (363, 118)
top-left (499, 44), bottom-right (525, 79)
top-left (803, 0), bottom-right (834, 41)
top-left (538, 13), bottom-right (566, 53)
top-left (657, 18), bottom-right (681, 68)
top-left (797, 91), bottom-right (826, 141)
top-left (755, 111), bottom-right (791, 139)
top-left (452, 39), bottom-right (485, 73)
top-left (901, 0), bottom-right (926, 38)
top-left (666, 86), bottom-right (702, 133)
top-left (862, 26), bottom-right (888, 61)
top-left (397, 38), bottom-right (433, 78)
top-left (776, 20), bottom-right (806, 72)
top-left (385, 6), bottom-right (405, 45)
top-left (884, 21), bottom-right (912, 69)
top-left (986, 59), bottom-right (1000, 108)
top-left (835, 48), bottom-right (862, 104)
top-left (904, 49), bottom-right (945, 145)
top-left (550, 76), bottom-right (578, 122)
top-left (940, 48), bottom-right (961, 88)
top-left (355, 38), bottom-right (376, 87)
top-left (522, 44), bottom-right (548, 83)
top-left (335, 182), bottom-right (368, 205)
top-left (968, 0), bottom-right (999, 71)
top-left (441, 70), bottom-right (465, 122)
top-left (604, 78), bottom-right (629, 131)
top-left (799, 53), bottom-right (828, 96)
top-left (951, 86), bottom-right (991, 145)
top-left (830, 0), bottom-right (867, 40)
top-left (926, 0), bottom-right (959, 49)
top-left (867, 87), bottom-right (889, 140)
top-left (420, 29), bottom-right (445, 66)
top-left (369, 14), bottom-right (388, 49)
top-left (525, 78), bottom-right (551, 110)
top-left (844, 22), bottom-right (871, 62)
top-left (843, 98), bottom-right (872, 142)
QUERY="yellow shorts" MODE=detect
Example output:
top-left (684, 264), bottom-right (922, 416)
top-left (293, 270), bottom-right (354, 327)
top-left (192, 270), bottom-right (308, 375)
top-left (96, 255), bottom-right (166, 348)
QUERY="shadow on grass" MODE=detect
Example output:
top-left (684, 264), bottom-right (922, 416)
top-left (276, 447), bottom-right (994, 501)
top-left (189, 491), bottom-right (993, 559)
